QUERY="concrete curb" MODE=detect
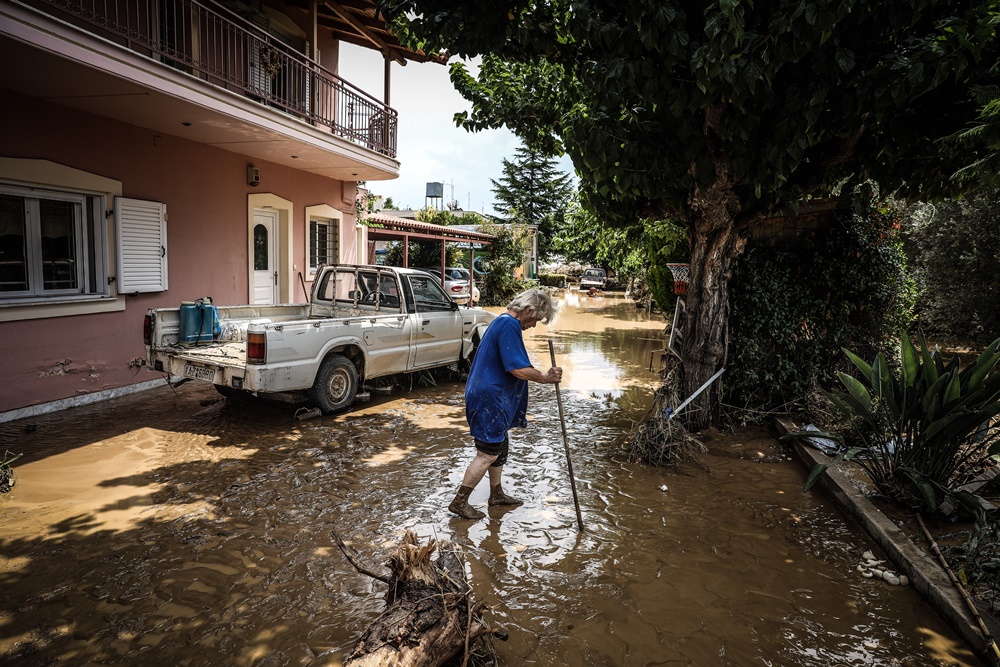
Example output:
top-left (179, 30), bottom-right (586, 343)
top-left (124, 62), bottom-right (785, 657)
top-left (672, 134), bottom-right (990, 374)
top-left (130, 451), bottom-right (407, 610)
top-left (773, 417), bottom-right (997, 666)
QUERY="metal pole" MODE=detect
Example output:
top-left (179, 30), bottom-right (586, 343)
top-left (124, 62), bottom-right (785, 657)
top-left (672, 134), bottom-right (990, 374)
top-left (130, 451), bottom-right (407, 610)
top-left (548, 339), bottom-right (584, 531)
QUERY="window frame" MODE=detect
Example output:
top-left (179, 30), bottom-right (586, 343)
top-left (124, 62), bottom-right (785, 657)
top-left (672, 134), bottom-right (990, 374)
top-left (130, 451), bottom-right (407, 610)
top-left (405, 274), bottom-right (455, 312)
top-left (0, 183), bottom-right (108, 303)
top-left (307, 214), bottom-right (340, 278)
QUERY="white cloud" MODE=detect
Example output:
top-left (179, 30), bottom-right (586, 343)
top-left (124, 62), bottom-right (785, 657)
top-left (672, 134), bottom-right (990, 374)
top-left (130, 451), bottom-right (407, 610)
top-left (338, 43), bottom-right (573, 216)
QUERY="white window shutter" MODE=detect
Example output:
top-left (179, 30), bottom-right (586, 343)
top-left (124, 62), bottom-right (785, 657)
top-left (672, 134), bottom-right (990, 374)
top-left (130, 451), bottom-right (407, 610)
top-left (116, 197), bottom-right (168, 293)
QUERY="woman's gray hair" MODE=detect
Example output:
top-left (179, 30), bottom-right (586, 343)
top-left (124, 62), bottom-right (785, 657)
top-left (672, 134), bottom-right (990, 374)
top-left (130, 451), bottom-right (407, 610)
top-left (507, 288), bottom-right (557, 324)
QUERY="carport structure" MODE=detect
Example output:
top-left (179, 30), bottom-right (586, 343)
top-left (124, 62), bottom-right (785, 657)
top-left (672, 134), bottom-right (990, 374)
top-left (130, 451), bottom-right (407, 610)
top-left (363, 213), bottom-right (494, 296)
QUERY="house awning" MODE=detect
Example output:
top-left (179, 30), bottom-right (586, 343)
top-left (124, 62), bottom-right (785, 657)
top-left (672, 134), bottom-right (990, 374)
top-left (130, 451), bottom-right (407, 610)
top-left (362, 213), bottom-right (493, 281)
top-left (364, 214), bottom-right (495, 244)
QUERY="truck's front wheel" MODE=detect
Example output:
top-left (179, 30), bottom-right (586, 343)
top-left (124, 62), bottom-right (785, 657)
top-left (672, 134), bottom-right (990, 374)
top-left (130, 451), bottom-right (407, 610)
top-left (310, 355), bottom-right (358, 414)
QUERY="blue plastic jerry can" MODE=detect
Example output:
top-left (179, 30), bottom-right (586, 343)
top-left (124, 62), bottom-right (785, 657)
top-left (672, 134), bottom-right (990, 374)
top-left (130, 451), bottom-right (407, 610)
top-left (179, 297), bottom-right (220, 343)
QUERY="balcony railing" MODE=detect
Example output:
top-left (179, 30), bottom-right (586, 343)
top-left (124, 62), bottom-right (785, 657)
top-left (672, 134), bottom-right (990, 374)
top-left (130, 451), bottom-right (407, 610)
top-left (24, 0), bottom-right (397, 157)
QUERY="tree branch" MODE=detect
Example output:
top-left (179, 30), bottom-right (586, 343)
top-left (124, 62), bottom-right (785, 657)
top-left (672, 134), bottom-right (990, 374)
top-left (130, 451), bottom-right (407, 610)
top-left (331, 529), bottom-right (390, 583)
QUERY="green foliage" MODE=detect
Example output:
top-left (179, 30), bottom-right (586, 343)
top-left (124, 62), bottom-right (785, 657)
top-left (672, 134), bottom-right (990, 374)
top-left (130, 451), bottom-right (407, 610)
top-left (538, 273), bottom-right (567, 288)
top-left (948, 85), bottom-right (1000, 188)
top-left (356, 181), bottom-right (378, 220)
top-left (902, 189), bottom-right (1000, 346)
top-left (553, 202), bottom-right (650, 281)
top-left (941, 517), bottom-right (1000, 609)
top-left (380, 0), bottom-right (1000, 225)
top-left (644, 219), bottom-right (689, 313)
top-left (413, 207), bottom-right (484, 226)
top-left (804, 331), bottom-right (1000, 516)
top-left (383, 240), bottom-right (463, 269)
top-left (491, 144), bottom-right (574, 261)
top-left (727, 199), bottom-right (916, 411)
top-left (476, 221), bottom-right (532, 306)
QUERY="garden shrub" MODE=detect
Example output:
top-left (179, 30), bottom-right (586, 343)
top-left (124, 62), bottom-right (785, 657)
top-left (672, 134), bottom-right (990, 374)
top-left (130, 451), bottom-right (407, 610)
top-left (726, 199), bottom-right (916, 414)
top-left (902, 188), bottom-right (1000, 347)
top-left (539, 273), bottom-right (568, 288)
top-left (797, 331), bottom-right (1000, 516)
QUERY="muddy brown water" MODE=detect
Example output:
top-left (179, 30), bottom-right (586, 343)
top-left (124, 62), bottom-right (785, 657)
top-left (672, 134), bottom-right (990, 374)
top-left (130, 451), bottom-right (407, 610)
top-left (0, 291), bottom-right (983, 666)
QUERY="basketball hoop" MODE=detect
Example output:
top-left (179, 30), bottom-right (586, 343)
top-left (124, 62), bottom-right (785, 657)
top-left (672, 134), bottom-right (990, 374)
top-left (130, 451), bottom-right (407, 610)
top-left (666, 263), bottom-right (690, 295)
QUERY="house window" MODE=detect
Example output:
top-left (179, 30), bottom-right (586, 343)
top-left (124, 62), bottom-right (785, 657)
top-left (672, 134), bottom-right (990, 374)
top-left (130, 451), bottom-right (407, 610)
top-left (309, 217), bottom-right (338, 275)
top-left (0, 185), bottom-right (108, 301)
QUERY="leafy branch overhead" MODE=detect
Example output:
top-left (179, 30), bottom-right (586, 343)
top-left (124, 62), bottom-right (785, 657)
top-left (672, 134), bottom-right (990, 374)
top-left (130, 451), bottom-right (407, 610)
top-left (378, 0), bottom-right (1000, 225)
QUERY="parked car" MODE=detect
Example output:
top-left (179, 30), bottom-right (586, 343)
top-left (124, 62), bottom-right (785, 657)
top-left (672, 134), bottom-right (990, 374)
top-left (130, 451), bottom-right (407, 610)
top-left (579, 267), bottom-right (608, 291)
top-left (418, 267), bottom-right (480, 306)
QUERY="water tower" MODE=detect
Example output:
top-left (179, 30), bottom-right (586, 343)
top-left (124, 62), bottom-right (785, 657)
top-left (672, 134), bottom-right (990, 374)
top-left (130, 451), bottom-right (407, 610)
top-left (425, 182), bottom-right (444, 210)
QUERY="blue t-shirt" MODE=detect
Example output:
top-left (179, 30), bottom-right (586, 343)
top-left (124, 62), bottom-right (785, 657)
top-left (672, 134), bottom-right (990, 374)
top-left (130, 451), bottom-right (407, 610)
top-left (465, 313), bottom-right (532, 443)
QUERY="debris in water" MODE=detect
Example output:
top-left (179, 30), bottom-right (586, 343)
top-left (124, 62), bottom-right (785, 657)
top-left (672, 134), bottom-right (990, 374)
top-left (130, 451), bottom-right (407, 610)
top-left (0, 451), bottom-right (22, 493)
top-left (659, 485), bottom-right (668, 492)
top-left (295, 407), bottom-right (323, 421)
top-left (623, 357), bottom-right (706, 466)
top-left (332, 528), bottom-right (506, 666)
top-left (855, 550), bottom-right (908, 586)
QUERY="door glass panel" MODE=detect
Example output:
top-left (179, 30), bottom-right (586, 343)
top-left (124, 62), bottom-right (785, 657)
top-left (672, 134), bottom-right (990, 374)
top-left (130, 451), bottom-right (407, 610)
top-left (407, 274), bottom-right (452, 311)
top-left (0, 194), bottom-right (27, 292)
top-left (254, 223), bottom-right (268, 271)
top-left (40, 199), bottom-right (77, 291)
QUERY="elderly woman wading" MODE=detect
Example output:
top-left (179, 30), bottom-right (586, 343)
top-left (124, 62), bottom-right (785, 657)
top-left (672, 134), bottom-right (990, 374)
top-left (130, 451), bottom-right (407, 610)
top-left (449, 288), bottom-right (563, 520)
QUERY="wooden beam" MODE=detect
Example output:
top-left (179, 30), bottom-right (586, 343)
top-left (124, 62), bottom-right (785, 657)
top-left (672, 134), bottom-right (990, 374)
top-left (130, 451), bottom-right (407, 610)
top-left (322, 1), bottom-right (404, 64)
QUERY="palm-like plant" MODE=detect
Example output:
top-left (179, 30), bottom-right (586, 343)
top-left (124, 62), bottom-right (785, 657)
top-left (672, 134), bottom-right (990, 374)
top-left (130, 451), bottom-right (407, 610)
top-left (797, 331), bottom-right (1000, 515)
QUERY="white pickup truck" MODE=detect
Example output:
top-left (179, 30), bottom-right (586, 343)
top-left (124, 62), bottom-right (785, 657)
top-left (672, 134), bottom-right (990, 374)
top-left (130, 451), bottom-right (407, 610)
top-left (143, 265), bottom-right (494, 413)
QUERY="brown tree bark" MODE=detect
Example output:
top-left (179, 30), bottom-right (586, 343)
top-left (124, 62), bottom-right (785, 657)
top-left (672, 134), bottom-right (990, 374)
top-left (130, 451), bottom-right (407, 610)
top-left (677, 104), bottom-right (743, 430)
top-left (334, 530), bottom-right (505, 667)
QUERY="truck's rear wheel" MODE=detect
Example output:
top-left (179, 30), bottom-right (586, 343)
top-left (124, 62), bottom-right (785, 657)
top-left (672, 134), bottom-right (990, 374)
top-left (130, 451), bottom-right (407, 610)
top-left (310, 354), bottom-right (358, 414)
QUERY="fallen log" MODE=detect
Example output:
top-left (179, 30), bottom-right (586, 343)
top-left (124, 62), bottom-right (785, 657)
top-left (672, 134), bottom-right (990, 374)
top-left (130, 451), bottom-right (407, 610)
top-left (332, 529), bottom-right (506, 667)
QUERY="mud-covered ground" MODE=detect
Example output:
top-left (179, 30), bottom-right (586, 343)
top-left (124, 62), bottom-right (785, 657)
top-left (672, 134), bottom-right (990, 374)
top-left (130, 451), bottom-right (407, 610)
top-left (0, 292), bottom-right (984, 666)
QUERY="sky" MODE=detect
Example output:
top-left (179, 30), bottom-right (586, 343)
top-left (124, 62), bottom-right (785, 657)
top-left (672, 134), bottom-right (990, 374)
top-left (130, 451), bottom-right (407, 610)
top-left (338, 43), bottom-right (575, 217)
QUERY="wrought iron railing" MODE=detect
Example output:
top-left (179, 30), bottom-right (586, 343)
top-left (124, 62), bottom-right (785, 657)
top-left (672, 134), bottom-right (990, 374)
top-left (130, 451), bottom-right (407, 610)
top-left (24, 0), bottom-right (397, 157)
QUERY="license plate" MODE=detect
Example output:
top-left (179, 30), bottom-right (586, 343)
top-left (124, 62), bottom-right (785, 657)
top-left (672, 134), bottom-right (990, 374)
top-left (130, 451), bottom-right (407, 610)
top-left (183, 364), bottom-right (216, 382)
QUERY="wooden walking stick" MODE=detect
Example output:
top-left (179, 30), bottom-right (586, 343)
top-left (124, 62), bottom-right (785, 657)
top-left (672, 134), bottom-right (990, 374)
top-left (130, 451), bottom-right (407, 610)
top-left (548, 339), bottom-right (585, 532)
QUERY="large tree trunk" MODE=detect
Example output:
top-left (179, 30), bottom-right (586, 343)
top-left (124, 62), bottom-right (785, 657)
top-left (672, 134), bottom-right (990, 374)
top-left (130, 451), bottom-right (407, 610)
top-left (677, 104), bottom-right (743, 430)
top-left (334, 530), bottom-right (504, 667)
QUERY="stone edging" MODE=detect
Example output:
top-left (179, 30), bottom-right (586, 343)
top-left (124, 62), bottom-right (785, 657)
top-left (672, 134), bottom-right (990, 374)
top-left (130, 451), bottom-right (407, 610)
top-left (772, 417), bottom-right (996, 666)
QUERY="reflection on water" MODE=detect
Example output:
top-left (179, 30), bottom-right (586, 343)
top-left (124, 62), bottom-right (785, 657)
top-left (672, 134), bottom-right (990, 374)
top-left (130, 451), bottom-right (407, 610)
top-left (0, 292), bottom-right (982, 666)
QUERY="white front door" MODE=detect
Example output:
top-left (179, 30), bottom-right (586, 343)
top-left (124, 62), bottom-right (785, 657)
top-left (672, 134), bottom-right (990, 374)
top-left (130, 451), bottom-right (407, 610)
top-left (252, 210), bottom-right (279, 304)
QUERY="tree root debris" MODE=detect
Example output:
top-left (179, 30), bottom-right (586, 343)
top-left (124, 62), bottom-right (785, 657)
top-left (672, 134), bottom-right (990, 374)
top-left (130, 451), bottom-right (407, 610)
top-left (333, 529), bottom-right (506, 667)
top-left (622, 355), bottom-right (706, 466)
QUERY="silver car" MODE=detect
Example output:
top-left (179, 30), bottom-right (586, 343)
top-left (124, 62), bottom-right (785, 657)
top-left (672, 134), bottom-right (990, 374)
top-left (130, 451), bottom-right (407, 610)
top-left (580, 267), bottom-right (608, 291)
top-left (418, 267), bottom-right (480, 305)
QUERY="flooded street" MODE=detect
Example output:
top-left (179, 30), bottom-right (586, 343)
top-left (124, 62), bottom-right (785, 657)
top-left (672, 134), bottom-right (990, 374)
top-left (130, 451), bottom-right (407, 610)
top-left (0, 291), bottom-right (982, 666)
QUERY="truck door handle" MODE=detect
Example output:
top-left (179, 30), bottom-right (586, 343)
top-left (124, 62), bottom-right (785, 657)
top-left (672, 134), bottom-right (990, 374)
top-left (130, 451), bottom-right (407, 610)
top-left (422, 320), bottom-right (430, 325)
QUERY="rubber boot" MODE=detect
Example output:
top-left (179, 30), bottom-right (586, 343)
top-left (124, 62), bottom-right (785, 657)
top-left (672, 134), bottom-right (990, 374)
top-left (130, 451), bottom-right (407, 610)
top-left (448, 485), bottom-right (485, 519)
top-left (488, 483), bottom-right (523, 507)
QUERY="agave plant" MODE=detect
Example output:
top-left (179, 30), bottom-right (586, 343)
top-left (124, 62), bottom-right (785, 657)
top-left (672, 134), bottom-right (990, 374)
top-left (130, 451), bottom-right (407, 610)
top-left (798, 331), bottom-right (1000, 515)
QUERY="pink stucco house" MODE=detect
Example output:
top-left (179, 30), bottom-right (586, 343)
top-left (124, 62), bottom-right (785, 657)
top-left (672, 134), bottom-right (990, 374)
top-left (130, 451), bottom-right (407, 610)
top-left (0, 0), bottom-right (438, 420)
